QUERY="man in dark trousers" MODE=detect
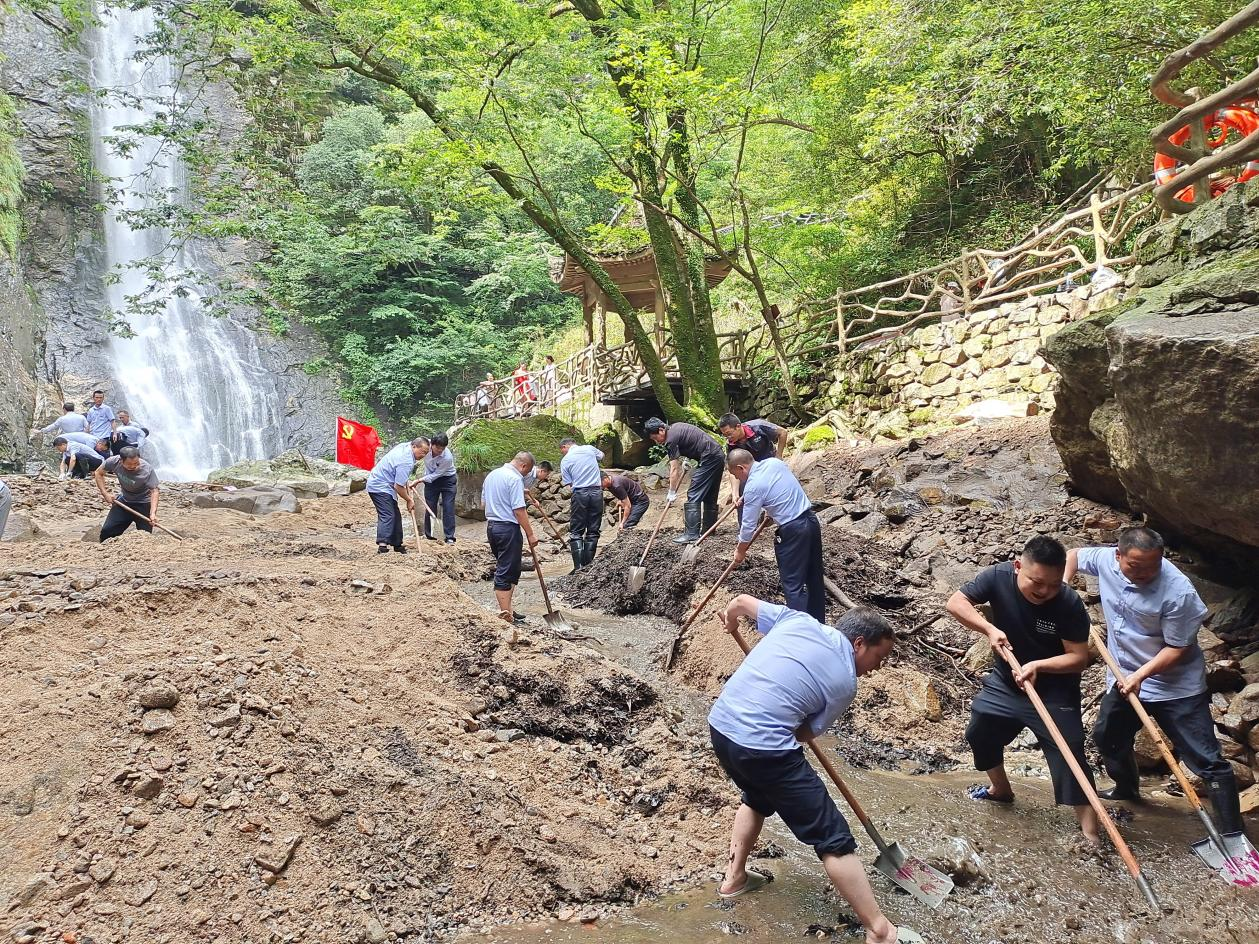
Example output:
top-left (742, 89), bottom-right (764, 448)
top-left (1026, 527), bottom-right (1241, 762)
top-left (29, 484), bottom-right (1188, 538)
top-left (946, 535), bottom-right (1099, 845)
top-left (727, 448), bottom-right (824, 621)
top-left (559, 438), bottom-right (604, 570)
top-left (421, 432), bottom-right (458, 544)
top-left (644, 416), bottom-right (724, 544)
top-left (366, 437), bottom-right (429, 554)
top-left (482, 452), bottom-right (540, 626)
top-left (93, 446), bottom-right (160, 542)
top-left (719, 412), bottom-right (788, 521)
top-left (602, 471), bottom-right (649, 529)
top-left (708, 593), bottom-right (919, 944)
top-left (1067, 527), bottom-right (1250, 840)
top-left (53, 436), bottom-right (104, 479)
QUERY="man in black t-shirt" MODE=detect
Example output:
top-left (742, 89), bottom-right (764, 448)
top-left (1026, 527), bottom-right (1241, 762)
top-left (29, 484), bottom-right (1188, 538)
top-left (946, 535), bottom-right (1099, 846)
top-left (602, 472), bottom-right (649, 529)
top-left (644, 417), bottom-right (724, 544)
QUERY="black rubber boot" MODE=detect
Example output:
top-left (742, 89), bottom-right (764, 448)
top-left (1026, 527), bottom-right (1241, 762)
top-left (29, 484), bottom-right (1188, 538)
top-left (583, 537), bottom-right (599, 566)
top-left (700, 501), bottom-right (718, 536)
top-left (1207, 776), bottom-right (1246, 836)
top-left (1098, 750), bottom-right (1141, 801)
top-left (672, 502), bottom-right (701, 544)
top-left (569, 538), bottom-right (584, 573)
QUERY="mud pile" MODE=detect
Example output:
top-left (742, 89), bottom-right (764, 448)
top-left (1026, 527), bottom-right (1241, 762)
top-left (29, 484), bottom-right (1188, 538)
top-left (0, 489), bottom-right (731, 944)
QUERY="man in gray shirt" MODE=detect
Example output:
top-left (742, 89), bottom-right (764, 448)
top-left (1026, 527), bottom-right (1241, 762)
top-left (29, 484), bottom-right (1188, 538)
top-left (420, 432), bottom-right (458, 544)
top-left (93, 446), bottom-right (160, 541)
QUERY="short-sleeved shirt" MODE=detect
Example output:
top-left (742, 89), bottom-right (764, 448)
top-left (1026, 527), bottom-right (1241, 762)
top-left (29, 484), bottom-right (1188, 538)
top-left (665, 422), bottom-right (723, 462)
top-left (1074, 547), bottom-right (1208, 701)
top-left (64, 440), bottom-right (98, 461)
top-left (738, 457), bottom-right (812, 541)
top-left (729, 420), bottom-right (781, 462)
top-left (366, 442), bottom-right (417, 495)
top-left (423, 448), bottom-right (456, 482)
top-left (606, 474), bottom-right (645, 503)
top-left (86, 404), bottom-right (116, 439)
top-left (960, 563), bottom-right (1089, 699)
top-left (708, 602), bottom-right (856, 752)
top-left (560, 445), bottom-right (604, 489)
top-left (482, 463), bottom-right (526, 524)
top-left (43, 413), bottom-right (88, 436)
top-left (114, 424), bottom-right (146, 449)
top-left (65, 431), bottom-right (102, 449)
top-left (103, 455), bottom-right (159, 496)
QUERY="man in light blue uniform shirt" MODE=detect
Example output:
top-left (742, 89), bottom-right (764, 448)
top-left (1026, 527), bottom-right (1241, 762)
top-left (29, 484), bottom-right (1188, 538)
top-left (53, 436), bottom-right (104, 478)
top-left (482, 452), bottom-right (540, 626)
top-left (366, 437), bottom-right (429, 554)
top-left (708, 595), bottom-right (918, 944)
top-left (559, 438), bottom-right (604, 571)
top-left (85, 390), bottom-right (117, 442)
top-left (728, 450), bottom-right (824, 621)
top-left (1067, 526), bottom-right (1248, 838)
top-left (36, 403), bottom-right (89, 438)
top-left (112, 410), bottom-right (148, 454)
top-left (420, 432), bottom-right (458, 544)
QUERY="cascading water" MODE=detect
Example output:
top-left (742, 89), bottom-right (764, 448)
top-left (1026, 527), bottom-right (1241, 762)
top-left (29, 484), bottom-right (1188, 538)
top-left (90, 2), bottom-right (284, 481)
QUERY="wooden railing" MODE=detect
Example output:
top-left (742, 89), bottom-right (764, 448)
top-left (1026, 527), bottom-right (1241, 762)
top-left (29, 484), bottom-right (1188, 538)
top-left (1150, 2), bottom-right (1259, 214)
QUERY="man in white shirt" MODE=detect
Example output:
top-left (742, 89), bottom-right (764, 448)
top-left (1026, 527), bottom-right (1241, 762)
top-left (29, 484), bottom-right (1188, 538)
top-left (482, 452), bottom-right (540, 625)
top-left (420, 432), bottom-right (458, 544)
top-left (35, 403), bottom-right (88, 438)
top-left (559, 438), bottom-right (605, 570)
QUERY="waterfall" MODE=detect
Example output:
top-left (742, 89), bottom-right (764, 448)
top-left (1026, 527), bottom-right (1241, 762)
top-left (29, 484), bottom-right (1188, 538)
top-left (89, 2), bottom-right (284, 481)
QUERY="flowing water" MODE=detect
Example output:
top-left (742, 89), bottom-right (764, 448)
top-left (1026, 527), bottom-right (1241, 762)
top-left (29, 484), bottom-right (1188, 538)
top-left (89, 2), bottom-right (283, 480)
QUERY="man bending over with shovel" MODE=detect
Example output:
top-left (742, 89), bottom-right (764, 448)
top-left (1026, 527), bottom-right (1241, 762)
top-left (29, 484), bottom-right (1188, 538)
top-left (1067, 527), bottom-right (1251, 842)
top-left (93, 446), bottom-right (160, 542)
top-left (709, 594), bottom-right (921, 944)
top-left (946, 535), bottom-right (1100, 845)
top-left (644, 417), bottom-right (725, 544)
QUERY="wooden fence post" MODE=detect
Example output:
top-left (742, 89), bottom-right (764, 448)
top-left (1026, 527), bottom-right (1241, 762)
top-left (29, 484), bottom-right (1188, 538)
top-left (835, 291), bottom-right (847, 355)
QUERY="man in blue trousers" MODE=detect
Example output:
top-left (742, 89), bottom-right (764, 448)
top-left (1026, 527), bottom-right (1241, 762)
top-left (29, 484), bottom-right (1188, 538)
top-left (366, 438), bottom-right (429, 554)
top-left (421, 432), bottom-right (458, 545)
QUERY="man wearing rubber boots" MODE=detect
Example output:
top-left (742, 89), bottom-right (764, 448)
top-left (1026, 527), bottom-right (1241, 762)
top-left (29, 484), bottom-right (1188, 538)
top-left (946, 535), bottom-right (1100, 845)
top-left (708, 594), bottom-right (921, 944)
top-left (727, 449), bottom-right (824, 622)
top-left (602, 472), bottom-right (649, 529)
top-left (644, 417), bottom-right (724, 544)
top-left (559, 438), bottom-right (604, 571)
top-left (1067, 526), bottom-right (1251, 841)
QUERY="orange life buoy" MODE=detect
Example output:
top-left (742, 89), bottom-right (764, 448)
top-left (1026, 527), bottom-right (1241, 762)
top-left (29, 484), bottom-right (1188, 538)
top-left (1153, 106), bottom-right (1259, 202)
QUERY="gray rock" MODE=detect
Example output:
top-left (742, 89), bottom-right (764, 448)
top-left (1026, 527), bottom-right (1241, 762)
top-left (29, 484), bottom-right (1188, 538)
top-left (308, 799), bottom-right (343, 826)
top-left (137, 681), bottom-right (180, 709)
top-left (191, 485), bottom-right (300, 516)
top-left (132, 775), bottom-right (164, 800)
top-left (207, 703), bottom-right (241, 728)
top-left (208, 450), bottom-right (366, 498)
top-left (255, 833), bottom-right (302, 874)
top-left (140, 709), bottom-right (176, 735)
top-left (88, 858), bottom-right (117, 884)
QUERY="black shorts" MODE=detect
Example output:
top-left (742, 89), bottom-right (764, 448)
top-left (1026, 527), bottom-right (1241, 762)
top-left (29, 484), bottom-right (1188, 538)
top-left (710, 726), bottom-right (856, 858)
top-left (487, 521), bottom-right (523, 590)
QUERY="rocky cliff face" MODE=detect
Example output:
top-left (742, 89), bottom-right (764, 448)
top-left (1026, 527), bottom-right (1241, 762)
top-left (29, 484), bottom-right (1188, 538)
top-left (1043, 182), bottom-right (1259, 568)
top-left (0, 8), bottom-right (351, 470)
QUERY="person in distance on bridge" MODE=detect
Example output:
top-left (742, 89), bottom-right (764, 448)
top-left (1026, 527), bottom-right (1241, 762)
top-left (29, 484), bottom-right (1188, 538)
top-left (602, 471), bottom-right (649, 530)
top-left (726, 448), bottom-right (824, 621)
top-left (644, 416), bottom-right (724, 544)
top-left (53, 435), bottom-right (105, 480)
top-left (365, 437), bottom-right (429, 554)
top-left (34, 402), bottom-right (88, 439)
top-left (946, 535), bottom-right (1100, 845)
top-left (709, 594), bottom-right (920, 944)
top-left (93, 446), bottom-right (160, 542)
top-left (482, 451), bottom-right (540, 628)
top-left (420, 432), bottom-right (458, 545)
top-left (1067, 527), bottom-right (1251, 840)
top-left (718, 413), bottom-right (788, 521)
top-left (559, 438), bottom-right (605, 571)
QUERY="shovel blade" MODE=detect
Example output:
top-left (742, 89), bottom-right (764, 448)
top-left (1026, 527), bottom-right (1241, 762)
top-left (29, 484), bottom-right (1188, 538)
top-left (1192, 832), bottom-right (1259, 887)
top-left (873, 843), bottom-right (954, 909)
top-left (680, 544), bottom-right (699, 566)
top-left (544, 612), bottom-right (575, 634)
top-left (627, 566), bottom-right (646, 593)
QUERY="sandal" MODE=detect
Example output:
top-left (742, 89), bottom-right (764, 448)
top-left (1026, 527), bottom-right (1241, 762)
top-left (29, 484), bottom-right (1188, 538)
top-left (966, 784), bottom-right (1014, 804)
top-left (716, 871), bottom-right (769, 899)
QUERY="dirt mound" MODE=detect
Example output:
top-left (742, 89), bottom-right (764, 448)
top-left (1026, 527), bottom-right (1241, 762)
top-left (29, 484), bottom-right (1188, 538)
top-left (0, 488), bottom-right (731, 943)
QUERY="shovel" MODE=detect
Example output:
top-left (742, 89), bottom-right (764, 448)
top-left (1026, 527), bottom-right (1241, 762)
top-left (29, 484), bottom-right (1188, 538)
top-left (526, 540), bottom-right (574, 633)
top-left (111, 500), bottom-right (183, 541)
top-left (627, 496), bottom-right (674, 594)
top-left (1090, 630), bottom-right (1259, 886)
top-left (529, 497), bottom-right (565, 542)
top-left (726, 619), bottom-right (954, 909)
top-left (994, 644), bottom-right (1160, 908)
top-left (679, 502), bottom-right (740, 566)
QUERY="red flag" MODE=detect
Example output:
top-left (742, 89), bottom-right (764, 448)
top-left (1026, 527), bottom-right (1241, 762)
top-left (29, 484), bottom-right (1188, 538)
top-left (336, 416), bottom-right (381, 471)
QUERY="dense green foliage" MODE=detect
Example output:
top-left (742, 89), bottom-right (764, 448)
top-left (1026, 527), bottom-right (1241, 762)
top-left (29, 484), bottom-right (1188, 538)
top-left (145, 0), bottom-right (1259, 427)
top-left (452, 415), bottom-right (582, 473)
top-left (0, 91), bottom-right (24, 259)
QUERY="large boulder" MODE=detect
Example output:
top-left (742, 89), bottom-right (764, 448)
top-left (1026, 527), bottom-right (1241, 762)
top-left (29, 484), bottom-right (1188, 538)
top-left (191, 486), bottom-right (301, 516)
top-left (207, 449), bottom-right (367, 499)
top-left (1043, 185), bottom-right (1259, 568)
top-left (451, 415), bottom-right (582, 521)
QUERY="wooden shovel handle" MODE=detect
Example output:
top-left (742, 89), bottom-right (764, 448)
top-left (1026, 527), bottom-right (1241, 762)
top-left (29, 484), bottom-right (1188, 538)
top-left (692, 502), bottom-right (740, 549)
top-left (525, 540), bottom-right (556, 616)
top-left (112, 500), bottom-right (182, 541)
top-left (993, 644), bottom-right (1151, 887)
top-left (1088, 629), bottom-right (1205, 813)
top-left (528, 496), bottom-right (564, 541)
top-left (678, 519), bottom-right (769, 634)
top-left (637, 497), bottom-right (673, 567)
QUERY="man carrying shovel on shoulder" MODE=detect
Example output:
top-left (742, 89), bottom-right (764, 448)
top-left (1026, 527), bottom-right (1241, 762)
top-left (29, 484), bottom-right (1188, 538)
top-left (1067, 527), bottom-right (1251, 843)
top-left (93, 446), bottom-right (160, 542)
top-left (946, 535), bottom-right (1100, 845)
top-left (708, 593), bottom-right (921, 944)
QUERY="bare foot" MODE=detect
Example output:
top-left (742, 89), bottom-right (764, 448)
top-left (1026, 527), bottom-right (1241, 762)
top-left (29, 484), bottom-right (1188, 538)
top-left (718, 870), bottom-right (746, 896)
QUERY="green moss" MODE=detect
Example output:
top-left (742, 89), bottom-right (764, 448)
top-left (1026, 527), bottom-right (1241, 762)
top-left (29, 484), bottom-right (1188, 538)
top-left (585, 422), bottom-right (619, 459)
top-left (801, 425), bottom-right (838, 452)
top-left (0, 91), bottom-right (24, 259)
top-left (453, 415), bottom-right (583, 474)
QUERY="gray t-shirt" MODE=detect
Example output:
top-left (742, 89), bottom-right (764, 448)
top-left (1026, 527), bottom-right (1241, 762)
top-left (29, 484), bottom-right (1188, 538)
top-left (103, 455), bottom-right (159, 496)
top-left (665, 422), bottom-right (723, 462)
